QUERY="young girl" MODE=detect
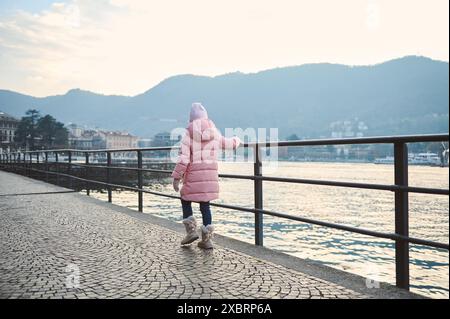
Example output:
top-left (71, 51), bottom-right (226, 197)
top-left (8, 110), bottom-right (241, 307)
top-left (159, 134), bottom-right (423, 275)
top-left (171, 103), bottom-right (240, 249)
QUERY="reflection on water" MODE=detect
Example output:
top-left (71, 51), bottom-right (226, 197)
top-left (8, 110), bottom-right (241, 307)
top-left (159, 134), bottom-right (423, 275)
top-left (84, 162), bottom-right (449, 298)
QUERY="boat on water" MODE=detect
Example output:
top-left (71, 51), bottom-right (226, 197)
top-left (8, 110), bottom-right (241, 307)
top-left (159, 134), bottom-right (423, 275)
top-left (374, 152), bottom-right (447, 166)
top-left (374, 156), bottom-right (395, 164)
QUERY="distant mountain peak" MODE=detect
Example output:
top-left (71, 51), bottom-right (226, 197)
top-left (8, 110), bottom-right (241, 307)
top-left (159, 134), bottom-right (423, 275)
top-left (0, 55), bottom-right (447, 139)
top-left (65, 88), bottom-right (94, 95)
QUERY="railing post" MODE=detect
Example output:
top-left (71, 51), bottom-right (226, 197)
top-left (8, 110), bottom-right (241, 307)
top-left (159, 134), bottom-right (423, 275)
top-left (55, 152), bottom-right (59, 185)
top-left (68, 151), bottom-right (72, 189)
top-left (394, 142), bottom-right (410, 290)
top-left (33, 152), bottom-right (37, 177)
top-left (23, 152), bottom-right (26, 175)
top-left (137, 150), bottom-right (143, 212)
top-left (254, 144), bottom-right (264, 246)
top-left (36, 152), bottom-right (40, 179)
top-left (85, 152), bottom-right (90, 196)
top-left (45, 152), bottom-right (49, 183)
top-left (29, 152), bottom-right (32, 177)
top-left (107, 151), bottom-right (112, 202)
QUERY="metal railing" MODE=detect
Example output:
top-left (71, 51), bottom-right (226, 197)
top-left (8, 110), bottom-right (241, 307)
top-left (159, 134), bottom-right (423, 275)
top-left (1, 133), bottom-right (449, 291)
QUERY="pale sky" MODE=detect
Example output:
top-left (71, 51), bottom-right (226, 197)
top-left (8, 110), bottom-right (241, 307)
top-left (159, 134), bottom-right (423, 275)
top-left (0, 0), bottom-right (448, 97)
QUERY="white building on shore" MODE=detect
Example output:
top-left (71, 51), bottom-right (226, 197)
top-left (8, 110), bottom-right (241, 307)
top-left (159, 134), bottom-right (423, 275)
top-left (67, 124), bottom-right (138, 157)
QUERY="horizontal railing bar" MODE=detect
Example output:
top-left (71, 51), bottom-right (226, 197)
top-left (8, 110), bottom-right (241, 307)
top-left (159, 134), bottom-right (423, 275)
top-left (256, 175), bottom-right (449, 195)
top-left (0, 190), bottom-right (78, 197)
top-left (69, 162), bottom-right (173, 174)
top-left (7, 146), bottom-right (179, 154)
top-left (220, 174), bottom-right (449, 195)
top-left (251, 208), bottom-right (449, 250)
top-left (208, 202), bottom-right (449, 250)
top-left (4, 133), bottom-right (449, 155)
top-left (69, 163), bottom-right (137, 170)
top-left (16, 166), bottom-right (449, 251)
top-left (405, 237), bottom-right (450, 250)
top-left (401, 186), bottom-right (449, 196)
top-left (243, 133), bottom-right (450, 148)
top-left (4, 161), bottom-right (169, 173)
top-left (49, 163), bottom-right (450, 195)
top-left (3, 162), bottom-right (448, 196)
top-left (25, 166), bottom-right (144, 192)
top-left (251, 174), bottom-right (394, 190)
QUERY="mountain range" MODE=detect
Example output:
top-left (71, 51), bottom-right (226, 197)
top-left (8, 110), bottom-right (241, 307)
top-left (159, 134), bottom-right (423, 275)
top-left (0, 56), bottom-right (448, 139)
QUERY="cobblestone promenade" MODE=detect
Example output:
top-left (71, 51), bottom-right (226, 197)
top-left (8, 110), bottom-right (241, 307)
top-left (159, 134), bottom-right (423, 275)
top-left (0, 171), bottom-right (420, 299)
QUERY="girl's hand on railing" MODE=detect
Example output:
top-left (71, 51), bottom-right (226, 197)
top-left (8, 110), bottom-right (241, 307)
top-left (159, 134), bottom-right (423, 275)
top-left (173, 178), bottom-right (180, 192)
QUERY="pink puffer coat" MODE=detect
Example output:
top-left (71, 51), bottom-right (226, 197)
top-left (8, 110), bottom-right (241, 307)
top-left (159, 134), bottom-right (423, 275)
top-left (171, 118), bottom-right (240, 202)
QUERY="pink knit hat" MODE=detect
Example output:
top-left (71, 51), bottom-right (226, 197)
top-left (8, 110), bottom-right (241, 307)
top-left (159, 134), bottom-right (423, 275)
top-left (189, 102), bottom-right (208, 122)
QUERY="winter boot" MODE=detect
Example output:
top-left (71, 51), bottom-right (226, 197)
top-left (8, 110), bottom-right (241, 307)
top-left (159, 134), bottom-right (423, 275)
top-left (197, 224), bottom-right (214, 249)
top-left (181, 216), bottom-right (199, 245)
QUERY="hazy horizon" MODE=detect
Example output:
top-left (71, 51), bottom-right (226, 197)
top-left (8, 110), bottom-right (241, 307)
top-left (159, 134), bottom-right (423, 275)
top-left (0, 0), bottom-right (448, 97)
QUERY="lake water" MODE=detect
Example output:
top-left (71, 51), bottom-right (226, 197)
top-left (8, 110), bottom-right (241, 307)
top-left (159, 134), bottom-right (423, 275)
top-left (83, 162), bottom-right (449, 298)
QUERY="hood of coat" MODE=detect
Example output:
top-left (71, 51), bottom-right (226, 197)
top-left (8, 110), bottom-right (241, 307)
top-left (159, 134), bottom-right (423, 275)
top-left (187, 118), bottom-right (217, 142)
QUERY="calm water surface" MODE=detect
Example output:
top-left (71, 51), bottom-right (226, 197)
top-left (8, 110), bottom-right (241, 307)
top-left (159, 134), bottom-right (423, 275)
top-left (84, 162), bottom-right (449, 298)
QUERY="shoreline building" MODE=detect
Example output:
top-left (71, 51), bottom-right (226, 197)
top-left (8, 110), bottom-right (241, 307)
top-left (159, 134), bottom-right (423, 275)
top-left (93, 130), bottom-right (138, 150)
top-left (97, 131), bottom-right (138, 158)
top-left (0, 111), bottom-right (19, 153)
top-left (68, 124), bottom-right (139, 150)
top-left (67, 124), bottom-right (138, 158)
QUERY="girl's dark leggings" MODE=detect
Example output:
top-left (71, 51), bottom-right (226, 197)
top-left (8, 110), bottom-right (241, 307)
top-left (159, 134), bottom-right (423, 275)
top-left (181, 199), bottom-right (212, 226)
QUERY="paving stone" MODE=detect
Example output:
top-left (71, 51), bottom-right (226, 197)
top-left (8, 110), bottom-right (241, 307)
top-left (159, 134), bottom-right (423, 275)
top-left (0, 170), bottom-right (416, 299)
